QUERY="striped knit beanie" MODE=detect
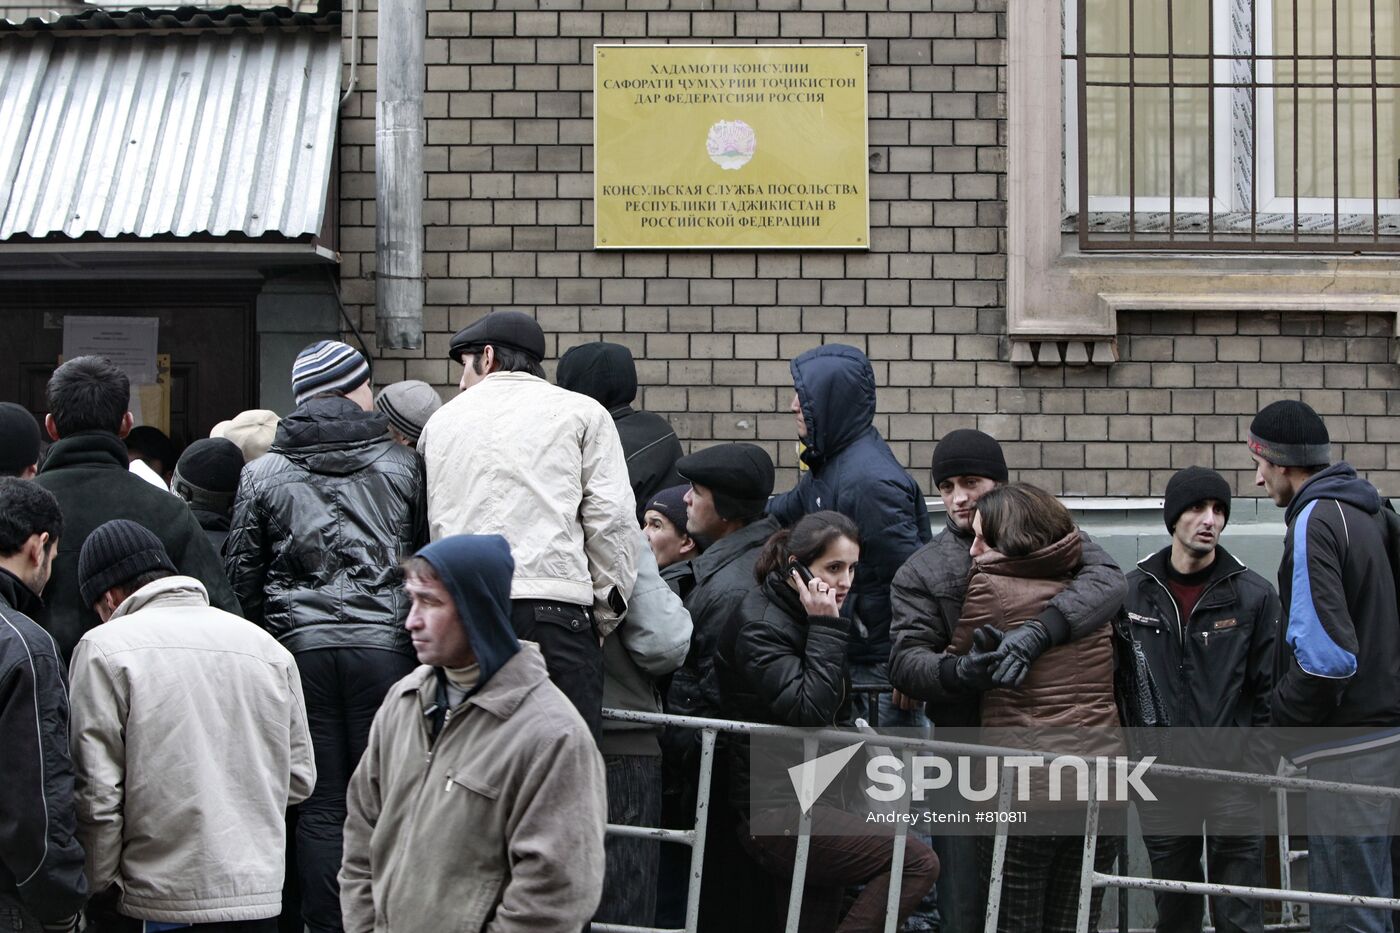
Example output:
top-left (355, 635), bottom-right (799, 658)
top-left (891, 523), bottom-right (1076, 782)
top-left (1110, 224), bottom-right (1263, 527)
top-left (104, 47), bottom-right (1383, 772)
top-left (375, 380), bottom-right (443, 444)
top-left (292, 340), bottom-right (370, 404)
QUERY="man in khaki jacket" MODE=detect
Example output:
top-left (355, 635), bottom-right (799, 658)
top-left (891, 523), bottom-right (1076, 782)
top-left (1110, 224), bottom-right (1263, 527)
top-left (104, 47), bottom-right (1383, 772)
top-left (340, 534), bottom-right (606, 933)
top-left (69, 520), bottom-right (315, 931)
top-left (417, 311), bottom-right (638, 736)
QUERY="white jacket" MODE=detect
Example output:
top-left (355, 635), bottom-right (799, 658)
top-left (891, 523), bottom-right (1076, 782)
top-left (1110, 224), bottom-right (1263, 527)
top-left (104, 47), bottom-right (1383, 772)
top-left (418, 371), bottom-right (639, 632)
top-left (68, 576), bottom-right (315, 923)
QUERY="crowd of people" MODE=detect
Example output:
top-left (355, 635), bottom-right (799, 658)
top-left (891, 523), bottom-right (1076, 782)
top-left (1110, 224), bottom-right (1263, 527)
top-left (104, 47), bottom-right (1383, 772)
top-left (2, 310), bottom-right (1398, 933)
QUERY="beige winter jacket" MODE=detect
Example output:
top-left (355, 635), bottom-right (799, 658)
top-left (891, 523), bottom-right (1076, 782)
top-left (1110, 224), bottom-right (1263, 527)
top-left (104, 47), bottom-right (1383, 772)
top-left (339, 643), bottom-right (607, 933)
top-left (418, 371), bottom-right (638, 633)
top-left (68, 576), bottom-right (315, 923)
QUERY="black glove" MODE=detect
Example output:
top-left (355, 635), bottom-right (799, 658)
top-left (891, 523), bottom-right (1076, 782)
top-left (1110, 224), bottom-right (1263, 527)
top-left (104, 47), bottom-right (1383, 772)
top-left (951, 626), bottom-right (1005, 691)
top-left (991, 620), bottom-right (1053, 687)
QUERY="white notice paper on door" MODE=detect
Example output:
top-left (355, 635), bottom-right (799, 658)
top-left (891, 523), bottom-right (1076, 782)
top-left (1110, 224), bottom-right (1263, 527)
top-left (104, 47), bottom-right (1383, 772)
top-left (61, 316), bottom-right (159, 385)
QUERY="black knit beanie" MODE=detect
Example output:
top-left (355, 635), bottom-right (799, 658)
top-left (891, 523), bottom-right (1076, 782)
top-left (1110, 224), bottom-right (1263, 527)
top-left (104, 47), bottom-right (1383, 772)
top-left (172, 438), bottom-right (246, 515)
top-left (0, 402), bottom-right (41, 476)
top-left (78, 519), bottom-right (177, 609)
top-left (645, 484), bottom-right (691, 536)
top-left (1248, 400), bottom-right (1330, 467)
top-left (1163, 466), bottom-right (1232, 532)
top-left (931, 429), bottom-right (1009, 486)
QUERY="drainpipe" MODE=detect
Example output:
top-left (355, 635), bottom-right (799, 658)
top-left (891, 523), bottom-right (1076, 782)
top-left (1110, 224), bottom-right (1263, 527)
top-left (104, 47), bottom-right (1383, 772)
top-left (374, 0), bottom-right (425, 349)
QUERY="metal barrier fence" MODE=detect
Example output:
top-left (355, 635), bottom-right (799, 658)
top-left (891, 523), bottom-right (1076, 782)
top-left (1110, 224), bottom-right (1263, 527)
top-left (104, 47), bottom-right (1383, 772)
top-left (595, 707), bottom-right (1400, 933)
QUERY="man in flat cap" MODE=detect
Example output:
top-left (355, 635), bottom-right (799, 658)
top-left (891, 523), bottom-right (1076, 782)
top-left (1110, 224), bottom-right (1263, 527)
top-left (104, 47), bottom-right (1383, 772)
top-left (658, 442), bottom-right (780, 927)
top-left (418, 311), bottom-right (638, 737)
top-left (665, 443), bottom-right (778, 723)
top-left (212, 409), bottom-right (281, 463)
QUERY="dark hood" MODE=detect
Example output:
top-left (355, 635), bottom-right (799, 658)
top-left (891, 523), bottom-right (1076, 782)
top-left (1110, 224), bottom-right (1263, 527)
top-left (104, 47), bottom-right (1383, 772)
top-left (791, 345), bottom-right (877, 465)
top-left (1285, 461), bottom-right (1382, 524)
top-left (417, 534), bottom-right (521, 687)
top-left (271, 396), bottom-right (395, 476)
top-left (556, 342), bottom-right (638, 410)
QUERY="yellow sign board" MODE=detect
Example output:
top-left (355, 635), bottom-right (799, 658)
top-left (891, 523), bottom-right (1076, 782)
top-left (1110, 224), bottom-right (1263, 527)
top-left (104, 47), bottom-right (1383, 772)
top-left (593, 44), bottom-right (869, 250)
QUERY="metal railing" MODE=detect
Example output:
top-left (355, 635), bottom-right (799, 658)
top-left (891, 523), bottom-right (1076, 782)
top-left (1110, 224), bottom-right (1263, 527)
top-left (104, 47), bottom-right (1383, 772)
top-left (595, 707), bottom-right (1400, 933)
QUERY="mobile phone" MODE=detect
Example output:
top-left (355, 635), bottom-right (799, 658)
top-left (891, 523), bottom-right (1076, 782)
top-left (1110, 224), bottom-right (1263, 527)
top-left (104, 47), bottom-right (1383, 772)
top-left (789, 559), bottom-right (815, 585)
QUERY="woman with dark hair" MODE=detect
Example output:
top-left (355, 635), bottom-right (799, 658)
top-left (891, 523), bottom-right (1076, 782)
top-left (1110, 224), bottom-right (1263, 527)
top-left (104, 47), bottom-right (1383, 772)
top-left (952, 483), bottom-right (1122, 933)
top-left (713, 511), bottom-right (938, 933)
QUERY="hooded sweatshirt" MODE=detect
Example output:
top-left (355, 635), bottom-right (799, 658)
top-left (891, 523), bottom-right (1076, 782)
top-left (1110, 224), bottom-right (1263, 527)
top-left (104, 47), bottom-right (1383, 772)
top-left (1273, 462), bottom-right (1400, 758)
top-left (340, 534), bottom-right (607, 933)
top-left (557, 342), bottom-right (684, 521)
top-left (767, 345), bottom-right (932, 664)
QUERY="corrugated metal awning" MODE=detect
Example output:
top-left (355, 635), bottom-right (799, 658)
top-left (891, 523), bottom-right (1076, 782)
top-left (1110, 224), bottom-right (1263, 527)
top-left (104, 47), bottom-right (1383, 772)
top-left (0, 23), bottom-right (339, 240)
top-left (0, 5), bottom-right (338, 34)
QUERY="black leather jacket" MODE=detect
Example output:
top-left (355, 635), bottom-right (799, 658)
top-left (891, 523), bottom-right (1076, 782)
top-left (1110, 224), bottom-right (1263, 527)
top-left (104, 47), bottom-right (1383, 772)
top-left (225, 397), bottom-right (427, 654)
top-left (1120, 545), bottom-right (1279, 730)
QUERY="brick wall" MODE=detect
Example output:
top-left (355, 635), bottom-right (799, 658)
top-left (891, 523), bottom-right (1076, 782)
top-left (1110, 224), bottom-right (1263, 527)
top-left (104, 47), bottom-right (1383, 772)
top-left (336, 0), bottom-right (1400, 500)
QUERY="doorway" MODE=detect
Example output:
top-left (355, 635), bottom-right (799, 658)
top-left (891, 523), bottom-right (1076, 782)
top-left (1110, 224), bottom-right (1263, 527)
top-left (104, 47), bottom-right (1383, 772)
top-left (0, 281), bottom-right (259, 451)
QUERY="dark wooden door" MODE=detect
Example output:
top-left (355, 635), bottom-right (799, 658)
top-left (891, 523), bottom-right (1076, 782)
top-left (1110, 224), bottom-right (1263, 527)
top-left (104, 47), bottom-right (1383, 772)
top-left (0, 281), bottom-right (259, 451)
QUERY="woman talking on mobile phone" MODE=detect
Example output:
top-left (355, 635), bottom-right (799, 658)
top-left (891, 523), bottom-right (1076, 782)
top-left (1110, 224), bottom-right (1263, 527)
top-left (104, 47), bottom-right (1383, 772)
top-left (713, 511), bottom-right (938, 933)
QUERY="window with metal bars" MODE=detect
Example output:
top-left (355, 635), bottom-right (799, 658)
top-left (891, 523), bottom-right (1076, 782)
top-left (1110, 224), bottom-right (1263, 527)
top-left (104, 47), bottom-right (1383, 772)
top-left (1063, 0), bottom-right (1399, 251)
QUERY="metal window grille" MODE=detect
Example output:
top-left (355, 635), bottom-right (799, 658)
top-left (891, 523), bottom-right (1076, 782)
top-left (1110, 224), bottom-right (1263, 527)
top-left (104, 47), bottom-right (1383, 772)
top-left (1069, 0), bottom-right (1400, 251)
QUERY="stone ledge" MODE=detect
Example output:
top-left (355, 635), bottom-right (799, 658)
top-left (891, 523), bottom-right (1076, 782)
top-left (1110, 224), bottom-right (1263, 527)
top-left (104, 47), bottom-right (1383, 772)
top-left (1009, 339), bottom-right (1118, 367)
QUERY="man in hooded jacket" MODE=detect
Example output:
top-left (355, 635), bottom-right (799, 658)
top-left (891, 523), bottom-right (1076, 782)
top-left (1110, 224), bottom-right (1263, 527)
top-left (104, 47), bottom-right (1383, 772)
top-left (340, 535), bottom-right (607, 933)
top-left (1248, 400), bottom-right (1400, 932)
top-left (767, 344), bottom-right (932, 726)
top-left (225, 340), bottom-right (427, 933)
top-left (557, 341), bottom-right (684, 522)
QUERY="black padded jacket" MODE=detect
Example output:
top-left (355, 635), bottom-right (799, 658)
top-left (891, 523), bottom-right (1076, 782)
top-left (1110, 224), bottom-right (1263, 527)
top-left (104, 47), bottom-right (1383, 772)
top-left (714, 572), bottom-right (853, 812)
top-left (224, 397), bottom-right (427, 655)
